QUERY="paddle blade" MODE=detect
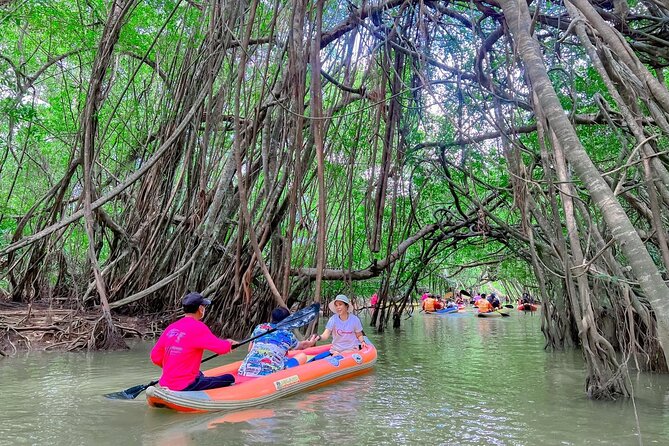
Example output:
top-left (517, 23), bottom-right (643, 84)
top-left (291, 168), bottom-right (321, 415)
top-left (460, 289), bottom-right (471, 297)
top-left (104, 380), bottom-right (158, 400)
top-left (227, 303), bottom-right (322, 352)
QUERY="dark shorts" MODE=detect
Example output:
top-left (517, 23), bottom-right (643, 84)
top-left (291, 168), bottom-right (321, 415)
top-left (182, 371), bottom-right (235, 391)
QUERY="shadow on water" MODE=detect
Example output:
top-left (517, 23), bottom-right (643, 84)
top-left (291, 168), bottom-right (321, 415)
top-left (2, 311), bottom-right (669, 445)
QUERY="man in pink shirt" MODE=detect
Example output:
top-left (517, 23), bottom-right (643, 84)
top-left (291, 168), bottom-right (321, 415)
top-left (150, 292), bottom-right (238, 391)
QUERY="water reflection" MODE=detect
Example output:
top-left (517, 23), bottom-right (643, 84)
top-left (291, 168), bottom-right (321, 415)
top-left (140, 372), bottom-right (375, 446)
top-left (143, 409), bottom-right (279, 446)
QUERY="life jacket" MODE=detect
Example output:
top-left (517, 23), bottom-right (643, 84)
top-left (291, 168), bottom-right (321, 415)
top-left (423, 298), bottom-right (436, 312)
top-left (477, 299), bottom-right (493, 313)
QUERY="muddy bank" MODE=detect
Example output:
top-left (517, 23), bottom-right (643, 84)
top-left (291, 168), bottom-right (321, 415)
top-left (0, 300), bottom-right (157, 356)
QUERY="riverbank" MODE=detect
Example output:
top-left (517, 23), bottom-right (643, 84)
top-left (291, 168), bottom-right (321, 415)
top-left (0, 300), bottom-right (154, 356)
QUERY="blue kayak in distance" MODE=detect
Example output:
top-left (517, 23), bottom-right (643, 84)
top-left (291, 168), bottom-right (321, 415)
top-left (435, 306), bottom-right (459, 314)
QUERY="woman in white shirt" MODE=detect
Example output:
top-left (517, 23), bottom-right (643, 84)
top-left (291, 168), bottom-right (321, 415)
top-left (310, 294), bottom-right (366, 360)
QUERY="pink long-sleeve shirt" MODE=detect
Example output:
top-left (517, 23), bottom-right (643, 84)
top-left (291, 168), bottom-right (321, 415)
top-left (150, 317), bottom-right (232, 391)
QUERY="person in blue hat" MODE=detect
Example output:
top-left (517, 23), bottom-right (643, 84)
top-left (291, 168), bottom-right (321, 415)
top-left (310, 294), bottom-right (366, 361)
top-left (238, 307), bottom-right (317, 377)
top-left (150, 292), bottom-right (239, 391)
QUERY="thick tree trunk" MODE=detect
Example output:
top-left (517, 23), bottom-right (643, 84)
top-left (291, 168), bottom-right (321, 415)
top-left (498, 0), bottom-right (669, 369)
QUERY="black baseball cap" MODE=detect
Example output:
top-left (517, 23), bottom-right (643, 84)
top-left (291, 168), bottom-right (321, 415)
top-left (182, 292), bottom-right (211, 308)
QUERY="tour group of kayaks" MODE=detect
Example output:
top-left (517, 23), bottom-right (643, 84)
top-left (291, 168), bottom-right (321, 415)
top-left (424, 302), bottom-right (540, 317)
top-left (111, 299), bottom-right (537, 414)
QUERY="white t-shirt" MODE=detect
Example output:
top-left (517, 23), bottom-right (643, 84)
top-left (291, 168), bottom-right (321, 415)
top-left (326, 313), bottom-right (363, 352)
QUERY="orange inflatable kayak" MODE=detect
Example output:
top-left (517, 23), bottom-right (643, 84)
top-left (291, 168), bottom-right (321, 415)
top-left (146, 339), bottom-right (377, 413)
top-left (517, 303), bottom-right (538, 312)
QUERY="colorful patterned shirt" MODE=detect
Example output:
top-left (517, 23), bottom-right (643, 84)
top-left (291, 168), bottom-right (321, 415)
top-left (237, 323), bottom-right (299, 377)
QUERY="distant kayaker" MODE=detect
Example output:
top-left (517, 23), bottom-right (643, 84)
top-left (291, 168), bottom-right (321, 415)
top-left (422, 295), bottom-right (437, 313)
top-left (521, 291), bottom-right (534, 304)
top-left (310, 294), bottom-right (366, 361)
top-left (370, 293), bottom-right (379, 309)
top-left (150, 292), bottom-right (239, 391)
top-left (476, 296), bottom-right (493, 313)
top-left (237, 307), bottom-right (316, 377)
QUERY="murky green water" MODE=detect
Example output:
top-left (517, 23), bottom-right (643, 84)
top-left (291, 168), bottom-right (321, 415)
top-left (2, 309), bottom-right (669, 445)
